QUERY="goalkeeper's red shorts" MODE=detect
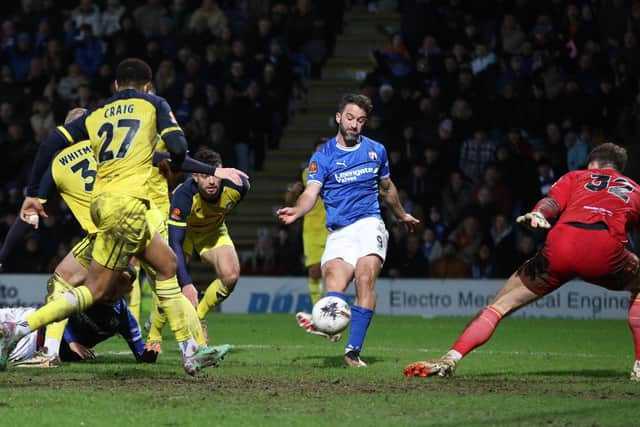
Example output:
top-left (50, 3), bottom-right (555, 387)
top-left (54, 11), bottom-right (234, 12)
top-left (517, 222), bottom-right (640, 295)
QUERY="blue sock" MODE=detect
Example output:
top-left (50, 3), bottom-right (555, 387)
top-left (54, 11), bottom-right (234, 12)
top-left (346, 305), bottom-right (374, 354)
top-left (326, 291), bottom-right (347, 303)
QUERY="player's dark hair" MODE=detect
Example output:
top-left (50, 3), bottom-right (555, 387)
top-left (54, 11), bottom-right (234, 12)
top-left (194, 148), bottom-right (222, 168)
top-left (115, 58), bottom-right (152, 87)
top-left (338, 93), bottom-right (373, 115)
top-left (587, 142), bottom-right (628, 171)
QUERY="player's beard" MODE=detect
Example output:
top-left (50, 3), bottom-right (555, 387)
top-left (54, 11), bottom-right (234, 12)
top-left (338, 121), bottom-right (360, 145)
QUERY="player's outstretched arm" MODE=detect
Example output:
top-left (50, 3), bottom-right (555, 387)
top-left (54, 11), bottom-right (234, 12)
top-left (277, 182), bottom-right (322, 225)
top-left (379, 178), bottom-right (420, 232)
top-left (516, 197), bottom-right (560, 230)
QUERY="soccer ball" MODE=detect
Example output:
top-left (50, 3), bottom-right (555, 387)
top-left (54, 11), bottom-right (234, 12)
top-left (311, 296), bottom-right (351, 335)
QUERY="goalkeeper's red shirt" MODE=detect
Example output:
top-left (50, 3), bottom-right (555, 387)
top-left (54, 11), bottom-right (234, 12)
top-left (546, 168), bottom-right (640, 244)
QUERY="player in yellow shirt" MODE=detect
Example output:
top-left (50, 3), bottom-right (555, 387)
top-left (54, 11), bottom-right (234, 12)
top-left (285, 139), bottom-right (329, 305)
top-left (1, 58), bottom-right (247, 375)
top-left (148, 149), bottom-right (249, 346)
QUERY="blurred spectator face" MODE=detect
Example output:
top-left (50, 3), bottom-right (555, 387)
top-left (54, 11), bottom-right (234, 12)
top-left (452, 44), bottom-right (466, 61)
top-left (26, 238), bottom-right (39, 254)
top-left (459, 71), bottom-right (472, 88)
top-left (389, 150), bottom-right (401, 165)
top-left (444, 56), bottom-right (457, 73)
top-left (209, 122), bottom-right (224, 143)
top-left (269, 40), bottom-right (283, 57)
top-left (392, 34), bottom-right (404, 49)
top-left (424, 147), bottom-right (438, 164)
top-left (186, 56), bottom-right (200, 75)
top-left (478, 244), bottom-right (491, 262)
top-left (510, 55), bottom-right (522, 72)
top-left (423, 228), bottom-right (436, 243)
top-left (416, 58), bottom-right (429, 73)
top-left (449, 171), bottom-right (463, 191)
top-left (38, 20), bottom-right (50, 35)
top-left (8, 124), bottom-right (23, 141)
top-left (263, 63), bottom-right (275, 81)
top-left (193, 106), bottom-right (207, 121)
top-left (472, 130), bottom-right (486, 143)
top-left (0, 102), bottom-right (14, 121)
top-left (68, 63), bottom-right (81, 77)
top-left (507, 129), bottom-right (521, 144)
top-left (247, 82), bottom-right (259, 99)
top-left (379, 84), bottom-right (394, 102)
top-left (428, 83), bottom-right (441, 98)
top-left (451, 99), bottom-right (470, 119)
top-left (403, 126), bottom-right (414, 140)
top-left (29, 58), bottom-right (44, 77)
top-left (232, 40), bottom-right (245, 57)
top-left (625, 32), bottom-right (637, 48)
top-left (258, 18), bottom-right (271, 36)
top-left (438, 119), bottom-right (452, 139)
top-left (429, 206), bottom-right (442, 223)
top-left (564, 131), bottom-right (577, 148)
top-left (496, 145), bottom-right (509, 161)
top-left (336, 103), bottom-right (368, 144)
top-left (517, 235), bottom-right (535, 255)
top-left (476, 186), bottom-right (492, 205)
top-left (17, 33), bottom-right (31, 51)
top-left (578, 54), bottom-right (592, 71)
top-left (493, 214), bottom-right (507, 233)
top-left (407, 235), bottom-right (421, 254)
top-left (463, 216), bottom-right (479, 234)
top-left (546, 123), bottom-right (561, 142)
top-left (80, 0), bottom-right (93, 12)
top-left (1, 65), bottom-right (12, 82)
top-left (567, 4), bottom-right (579, 19)
top-left (230, 61), bottom-right (244, 79)
top-left (146, 40), bottom-right (160, 56)
top-left (483, 166), bottom-right (498, 186)
top-left (412, 164), bottom-right (426, 177)
top-left (183, 82), bottom-right (195, 99)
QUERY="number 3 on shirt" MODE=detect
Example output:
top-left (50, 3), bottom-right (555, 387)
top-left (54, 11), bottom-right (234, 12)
top-left (97, 119), bottom-right (140, 163)
top-left (585, 173), bottom-right (634, 203)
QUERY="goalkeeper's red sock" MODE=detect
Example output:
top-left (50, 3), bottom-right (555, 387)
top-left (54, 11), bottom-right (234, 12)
top-left (450, 306), bottom-right (503, 359)
top-left (628, 297), bottom-right (640, 360)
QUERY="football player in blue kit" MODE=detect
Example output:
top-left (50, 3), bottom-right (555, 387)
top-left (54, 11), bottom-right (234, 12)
top-left (278, 94), bottom-right (419, 367)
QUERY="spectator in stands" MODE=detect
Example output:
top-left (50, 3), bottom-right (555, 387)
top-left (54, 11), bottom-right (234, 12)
top-left (430, 242), bottom-right (471, 279)
top-left (471, 242), bottom-right (496, 279)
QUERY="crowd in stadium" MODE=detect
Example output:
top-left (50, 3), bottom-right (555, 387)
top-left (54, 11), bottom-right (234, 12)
top-left (1, 0), bottom-right (640, 279)
top-left (0, 0), bottom-right (342, 273)
top-left (366, 0), bottom-right (640, 279)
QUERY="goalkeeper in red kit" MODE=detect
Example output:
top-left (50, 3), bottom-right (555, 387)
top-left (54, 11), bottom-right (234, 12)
top-left (404, 142), bottom-right (640, 381)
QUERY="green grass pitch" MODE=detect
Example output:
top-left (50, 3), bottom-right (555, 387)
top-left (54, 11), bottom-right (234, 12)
top-left (1, 310), bottom-right (639, 426)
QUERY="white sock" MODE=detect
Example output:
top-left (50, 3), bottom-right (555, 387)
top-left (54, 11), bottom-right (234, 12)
top-left (446, 349), bottom-right (463, 362)
top-left (178, 338), bottom-right (199, 358)
top-left (44, 338), bottom-right (60, 356)
top-left (15, 321), bottom-right (31, 337)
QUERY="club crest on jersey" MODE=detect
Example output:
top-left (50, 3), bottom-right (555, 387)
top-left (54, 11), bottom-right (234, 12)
top-left (368, 151), bottom-right (378, 160)
top-left (309, 161), bottom-right (318, 173)
top-left (170, 208), bottom-right (181, 220)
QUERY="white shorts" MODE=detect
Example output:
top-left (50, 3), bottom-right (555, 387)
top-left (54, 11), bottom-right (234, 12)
top-left (0, 307), bottom-right (38, 363)
top-left (321, 217), bottom-right (389, 268)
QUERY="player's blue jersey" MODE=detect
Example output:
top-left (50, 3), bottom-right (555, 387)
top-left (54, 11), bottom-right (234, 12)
top-left (306, 135), bottom-right (390, 230)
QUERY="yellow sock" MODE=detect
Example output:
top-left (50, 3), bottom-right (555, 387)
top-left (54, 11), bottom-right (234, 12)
top-left (308, 277), bottom-right (322, 305)
top-left (147, 293), bottom-right (166, 343)
top-left (127, 265), bottom-right (141, 323)
top-left (43, 274), bottom-right (73, 355)
top-left (155, 277), bottom-right (191, 343)
top-left (181, 295), bottom-right (206, 346)
top-left (26, 286), bottom-right (93, 332)
top-left (197, 279), bottom-right (229, 320)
